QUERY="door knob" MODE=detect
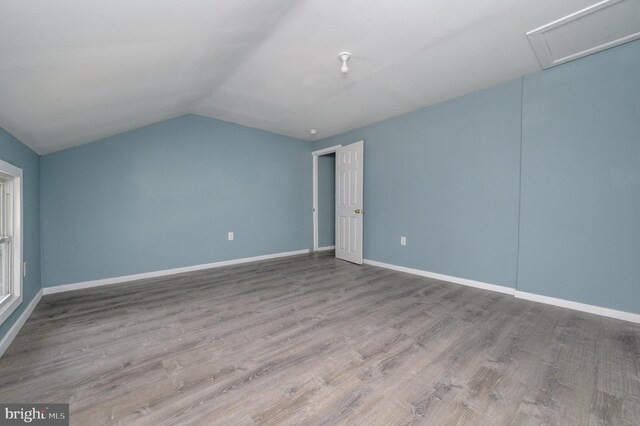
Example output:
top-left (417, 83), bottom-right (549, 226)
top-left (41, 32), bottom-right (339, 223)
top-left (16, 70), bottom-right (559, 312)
top-left (354, 209), bottom-right (364, 214)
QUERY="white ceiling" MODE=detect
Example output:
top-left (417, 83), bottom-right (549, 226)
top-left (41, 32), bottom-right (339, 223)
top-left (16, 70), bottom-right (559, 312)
top-left (0, 0), bottom-right (600, 154)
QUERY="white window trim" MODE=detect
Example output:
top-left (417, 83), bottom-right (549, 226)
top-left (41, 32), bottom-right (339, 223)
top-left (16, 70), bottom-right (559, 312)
top-left (0, 158), bottom-right (23, 326)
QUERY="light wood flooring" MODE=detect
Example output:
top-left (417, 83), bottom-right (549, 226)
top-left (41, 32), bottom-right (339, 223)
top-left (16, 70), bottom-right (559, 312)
top-left (0, 251), bottom-right (639, 425)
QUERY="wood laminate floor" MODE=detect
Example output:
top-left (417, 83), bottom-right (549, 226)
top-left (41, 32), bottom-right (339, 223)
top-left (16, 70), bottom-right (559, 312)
top-left (1, 252), bottom-right (639, 425)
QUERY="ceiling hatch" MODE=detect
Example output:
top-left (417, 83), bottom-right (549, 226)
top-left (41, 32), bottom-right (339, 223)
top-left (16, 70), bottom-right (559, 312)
top-left (527, 0), bottom-right (640, 69)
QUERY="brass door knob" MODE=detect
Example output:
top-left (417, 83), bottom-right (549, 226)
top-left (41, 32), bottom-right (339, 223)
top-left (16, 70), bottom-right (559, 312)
top-left (354, 209), bottom-right (364, 214)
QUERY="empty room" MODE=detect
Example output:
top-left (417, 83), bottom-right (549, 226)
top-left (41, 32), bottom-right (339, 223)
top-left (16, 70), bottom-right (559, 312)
top-left (1, 0), bottom-right (639, 425)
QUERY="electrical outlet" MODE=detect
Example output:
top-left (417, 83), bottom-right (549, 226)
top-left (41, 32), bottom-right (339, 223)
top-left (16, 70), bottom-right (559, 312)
top-left (228, 232), bottom-right (234, 241)
top-left (400, 236), bottom-right (407, 246)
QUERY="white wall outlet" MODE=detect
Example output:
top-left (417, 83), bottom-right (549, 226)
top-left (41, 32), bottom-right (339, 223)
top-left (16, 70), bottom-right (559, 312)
top-left (228, 232), bottom-right (234, 241)
top-left (400, 236), bottom-right (407, 246)
top-left (23, 261), bottom-right (27, 277)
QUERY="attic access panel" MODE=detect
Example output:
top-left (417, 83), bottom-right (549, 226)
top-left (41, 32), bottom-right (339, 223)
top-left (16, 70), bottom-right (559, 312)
top-left (527, 0), bottom-right (640, 69)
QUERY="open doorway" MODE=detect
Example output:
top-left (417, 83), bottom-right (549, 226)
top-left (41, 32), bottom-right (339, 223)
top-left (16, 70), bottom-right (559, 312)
top-left (317, 152), bottom-right (335, 251)
top-left (312, 145), bottom-right (341, 252)
top-left (312, 141), bottom-right (364, 264)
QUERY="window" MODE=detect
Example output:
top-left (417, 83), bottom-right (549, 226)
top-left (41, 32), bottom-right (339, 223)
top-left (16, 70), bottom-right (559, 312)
top-left (0, 159), bottom-right (22, 326)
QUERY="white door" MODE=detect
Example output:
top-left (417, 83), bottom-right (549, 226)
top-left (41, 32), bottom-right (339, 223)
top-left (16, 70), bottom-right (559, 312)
top-left (335, 141), bottom-right (364, 264)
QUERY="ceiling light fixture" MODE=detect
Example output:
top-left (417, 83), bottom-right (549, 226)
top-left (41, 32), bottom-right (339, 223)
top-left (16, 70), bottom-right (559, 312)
top-left (309, 129), bottom-right (318, 136)
top-left (338, 52), bottom-right (351, 75)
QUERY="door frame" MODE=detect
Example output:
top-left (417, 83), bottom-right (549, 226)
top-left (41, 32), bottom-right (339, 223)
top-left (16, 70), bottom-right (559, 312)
top-left (311, 145), bottom-right (342, 252)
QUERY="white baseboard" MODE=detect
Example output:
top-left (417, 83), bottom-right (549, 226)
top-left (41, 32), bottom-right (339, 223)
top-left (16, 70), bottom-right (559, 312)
top-left (364, 258), bottom-right (640, 324)
top-left (0, 289), bottom-right (43, 359)
top-left (316, 245), bottom-right (336, 252)
top-left (43, 249), bottom-right (311, 295)
top-left (363, 259), bottom-right (515, 295)
top-left (514, 290), bottom-right (640, 324)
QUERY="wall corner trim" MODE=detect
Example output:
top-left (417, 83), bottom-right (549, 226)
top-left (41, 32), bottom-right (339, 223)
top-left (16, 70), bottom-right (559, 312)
top-left (43, 249), bottom-right (311, 295)
top-left (514, 290), bottom-right (640, 324)
top-left (363, 259), bottom-right (515, 295)
top-left (0, 289), bottom-right (43, 359)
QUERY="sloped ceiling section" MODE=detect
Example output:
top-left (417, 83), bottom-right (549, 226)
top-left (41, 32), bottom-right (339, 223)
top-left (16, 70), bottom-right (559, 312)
top-left (1, 0), bottom-right (600, 154)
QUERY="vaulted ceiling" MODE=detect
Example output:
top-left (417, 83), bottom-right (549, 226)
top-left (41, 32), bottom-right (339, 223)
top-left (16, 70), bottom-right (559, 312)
top-left (0, 0), bottom-right (598, 154)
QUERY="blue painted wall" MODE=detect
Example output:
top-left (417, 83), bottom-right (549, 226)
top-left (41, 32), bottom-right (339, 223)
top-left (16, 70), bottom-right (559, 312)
top-left (315, 39), bottom-right (640, 314)
top-left (0, 129), bottom-right (41, 339)
top-left (317, 153), bottom-right (335, 247)
top-left (518, 40), bottom-right (640, 314)
top-left (315, 80), bottom-right (523, 287)
top-left (41, 115), bottom-right (312, 287)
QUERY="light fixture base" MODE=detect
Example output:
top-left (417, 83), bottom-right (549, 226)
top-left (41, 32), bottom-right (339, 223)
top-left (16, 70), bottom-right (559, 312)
top-left (338, 51), bottom-right (351, 75)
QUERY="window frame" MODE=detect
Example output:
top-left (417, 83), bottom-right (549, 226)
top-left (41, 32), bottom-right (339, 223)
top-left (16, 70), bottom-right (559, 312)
top-left (0, 158), bottom-right (23, 326)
